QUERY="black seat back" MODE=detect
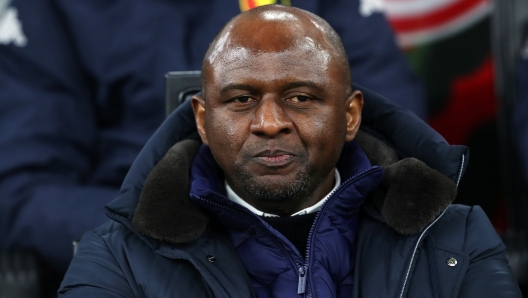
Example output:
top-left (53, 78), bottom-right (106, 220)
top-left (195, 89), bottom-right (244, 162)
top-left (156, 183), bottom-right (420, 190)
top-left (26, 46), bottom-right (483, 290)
top-left (165, 71), bottom-right (201, 117)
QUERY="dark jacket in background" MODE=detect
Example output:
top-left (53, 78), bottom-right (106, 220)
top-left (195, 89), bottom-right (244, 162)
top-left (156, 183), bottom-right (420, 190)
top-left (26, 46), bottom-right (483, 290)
top-left (58, 87), bottom-right (521, 297)
top-left (0, 0), bottom-right (425, 276)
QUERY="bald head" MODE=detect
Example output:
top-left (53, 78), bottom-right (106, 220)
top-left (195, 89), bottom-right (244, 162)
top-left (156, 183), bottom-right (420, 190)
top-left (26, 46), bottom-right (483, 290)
top-left (202, 5), bottom-right (352, 94)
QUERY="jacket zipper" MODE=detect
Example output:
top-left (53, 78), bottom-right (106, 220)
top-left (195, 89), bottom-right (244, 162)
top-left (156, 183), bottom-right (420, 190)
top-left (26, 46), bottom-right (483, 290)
top-left (398, 153), bottom-right (466, 298)
top-left (297, 266), bottom-right (307, 294)
top-left (299, 166), bottom-right (381, 297)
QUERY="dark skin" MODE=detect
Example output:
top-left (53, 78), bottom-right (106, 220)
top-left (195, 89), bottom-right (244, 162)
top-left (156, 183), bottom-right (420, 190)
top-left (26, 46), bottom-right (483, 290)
top-left (193, 5), bottom-right (363, 216)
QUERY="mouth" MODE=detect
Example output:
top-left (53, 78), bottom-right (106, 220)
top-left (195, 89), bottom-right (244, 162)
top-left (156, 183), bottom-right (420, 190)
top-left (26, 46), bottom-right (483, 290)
top-left (254, 150), bottom-right (296, 166)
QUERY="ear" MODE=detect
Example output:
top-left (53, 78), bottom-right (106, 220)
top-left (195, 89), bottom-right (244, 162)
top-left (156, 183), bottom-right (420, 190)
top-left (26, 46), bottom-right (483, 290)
top-left (191, 94), bottom-right (209, 145)
top-left (345, 90), bottom-right (363, 142)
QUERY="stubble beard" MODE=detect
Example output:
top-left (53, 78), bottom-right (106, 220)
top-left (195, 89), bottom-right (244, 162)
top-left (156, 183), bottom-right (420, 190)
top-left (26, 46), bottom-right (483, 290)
top-left (231, 161), bottom-right (318, 215)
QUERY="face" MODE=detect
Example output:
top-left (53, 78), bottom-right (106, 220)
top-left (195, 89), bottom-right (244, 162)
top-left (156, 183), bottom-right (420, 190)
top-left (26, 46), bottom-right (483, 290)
top-left (193, 14), bottom-right (363, 215)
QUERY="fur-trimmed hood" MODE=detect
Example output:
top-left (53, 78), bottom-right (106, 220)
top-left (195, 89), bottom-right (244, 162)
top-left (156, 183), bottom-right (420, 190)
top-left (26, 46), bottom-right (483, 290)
top-left (105, 85), bottom-right (469, 246)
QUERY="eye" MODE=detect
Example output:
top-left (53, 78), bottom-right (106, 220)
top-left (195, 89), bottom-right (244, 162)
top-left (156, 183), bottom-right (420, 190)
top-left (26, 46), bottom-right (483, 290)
top-left (289, 95), bottom-right (310, 103)
top-left (234, 96), bottom-right (252, 103)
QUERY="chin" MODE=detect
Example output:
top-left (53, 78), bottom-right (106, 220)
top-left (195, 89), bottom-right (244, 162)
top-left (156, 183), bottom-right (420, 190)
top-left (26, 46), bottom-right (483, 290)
top-left (243, 176), bottom-right (309, 203)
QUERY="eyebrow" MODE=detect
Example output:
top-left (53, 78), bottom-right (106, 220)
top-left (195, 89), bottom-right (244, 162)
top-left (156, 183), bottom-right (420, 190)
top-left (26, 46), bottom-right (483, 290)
top-left (220, 84), bottom-right (257, 95)
top-left (220, 80), bottom-right (325, 95)
top-left (282, 81), bottom-right (324, 93)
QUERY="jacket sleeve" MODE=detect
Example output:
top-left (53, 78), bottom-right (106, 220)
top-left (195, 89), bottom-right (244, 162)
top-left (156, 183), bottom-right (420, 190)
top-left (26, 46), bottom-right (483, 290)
top-left (315, 0), bottom-right (426, 119)
top-left (0, 0), bottom-right (156, 273)
top-left (457, 206), bottom-right (522, 297)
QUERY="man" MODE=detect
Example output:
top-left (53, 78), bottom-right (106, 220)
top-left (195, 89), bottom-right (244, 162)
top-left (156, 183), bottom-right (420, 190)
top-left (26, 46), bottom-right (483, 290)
top-left (58, 5), bottom-right (521, 297)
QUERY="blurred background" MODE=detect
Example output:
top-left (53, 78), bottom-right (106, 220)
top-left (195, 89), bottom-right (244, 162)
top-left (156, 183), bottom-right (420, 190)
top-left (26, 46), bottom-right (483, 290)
top-left (0, 0), bottom-right (527, 297)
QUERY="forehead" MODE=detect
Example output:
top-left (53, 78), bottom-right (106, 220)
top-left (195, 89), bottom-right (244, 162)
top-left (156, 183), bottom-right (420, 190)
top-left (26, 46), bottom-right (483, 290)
top-left (204, 38), bottom-right (345, 95)
top-left (209, 42), bottom-right (335, 85)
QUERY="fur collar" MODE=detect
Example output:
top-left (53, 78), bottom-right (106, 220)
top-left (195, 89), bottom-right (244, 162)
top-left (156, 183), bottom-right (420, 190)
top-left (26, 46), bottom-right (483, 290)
top-left (132, 131), bottom-right (456, 245)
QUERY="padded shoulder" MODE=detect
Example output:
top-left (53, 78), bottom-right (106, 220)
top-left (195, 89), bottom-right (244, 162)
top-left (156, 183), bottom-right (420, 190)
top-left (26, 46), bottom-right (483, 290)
top-left (59, 221), bottom-right (211, 297)
top-left (429, 205), bottom-right (503, 253)
top-left (462, 206), bottom-right (504, 255)
top-left (59, 225), bottom-right (138, 297)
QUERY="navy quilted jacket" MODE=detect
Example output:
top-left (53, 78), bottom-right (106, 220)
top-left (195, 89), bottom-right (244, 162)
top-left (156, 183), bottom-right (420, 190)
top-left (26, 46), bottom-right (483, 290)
top-left (58, 86), bottom-right (521, 297)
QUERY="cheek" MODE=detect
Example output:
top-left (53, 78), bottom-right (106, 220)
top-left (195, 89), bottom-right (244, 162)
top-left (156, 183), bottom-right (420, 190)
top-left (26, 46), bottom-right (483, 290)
top-left (206, 113), bottom-right (248, 152)
top-left (302, 111), bottom-right (347, 157)
top-left (311, 117), bottom-right (329, 135)
top-left (305, 110), bottom-right (346, 140)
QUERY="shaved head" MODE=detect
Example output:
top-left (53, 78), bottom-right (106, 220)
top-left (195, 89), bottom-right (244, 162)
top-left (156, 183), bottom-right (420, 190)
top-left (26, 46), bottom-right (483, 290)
top-left (201, 5), bottom-right (352, 96)
top-left (193, 4), bottom-right (364, 215)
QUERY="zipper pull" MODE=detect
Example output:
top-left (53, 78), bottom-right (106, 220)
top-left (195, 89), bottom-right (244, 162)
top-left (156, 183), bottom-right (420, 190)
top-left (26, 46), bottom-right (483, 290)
top-left (297, 266), bottom-right (307, 294)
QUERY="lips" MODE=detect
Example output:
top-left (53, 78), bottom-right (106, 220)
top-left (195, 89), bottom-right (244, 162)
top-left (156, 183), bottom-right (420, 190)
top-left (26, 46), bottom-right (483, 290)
top-left (253, 150), bottom-right (296, 166)
top-left (257, 154), bottom-right (294, 163)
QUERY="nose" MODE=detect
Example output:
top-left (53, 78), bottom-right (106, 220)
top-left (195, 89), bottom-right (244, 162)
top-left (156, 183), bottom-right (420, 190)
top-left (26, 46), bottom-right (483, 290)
top-left (250, 96), bottom-right (293, 137)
